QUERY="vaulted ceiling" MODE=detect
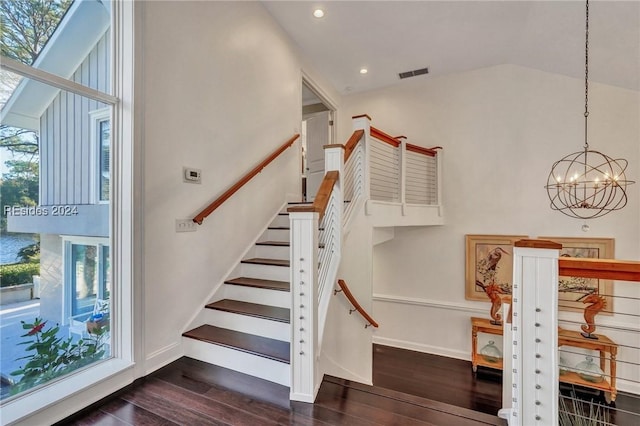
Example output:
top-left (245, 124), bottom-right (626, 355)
top-left (263, 1), bottom-right (640, 95)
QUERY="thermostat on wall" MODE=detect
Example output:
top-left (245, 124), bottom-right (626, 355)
top-left (183, 167), bottom-right (201, 184)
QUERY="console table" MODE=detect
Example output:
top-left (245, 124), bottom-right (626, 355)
top-left (470, 317), bottom-right (618, 402)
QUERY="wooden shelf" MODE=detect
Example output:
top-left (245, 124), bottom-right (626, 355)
top-left (559, 371), bottom-right (613, 394)
top-left (472, 353), bottom-right (503, 371)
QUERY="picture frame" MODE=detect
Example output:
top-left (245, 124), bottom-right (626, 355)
top-left (465, 234), bottom-right (527, 302)
top-left (539, 237), bottom-right (615, 314)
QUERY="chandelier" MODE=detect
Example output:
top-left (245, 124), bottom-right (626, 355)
top-left (545, 0), bottom-right (634, 220)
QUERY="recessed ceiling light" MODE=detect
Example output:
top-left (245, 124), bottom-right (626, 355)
top-left (313, 9), bottom-right (325, 18)
top-left (360, 68), bottom-right (368, 74)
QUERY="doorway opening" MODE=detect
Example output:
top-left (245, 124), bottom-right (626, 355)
top-left (301, 81), bottom-right (335, 202)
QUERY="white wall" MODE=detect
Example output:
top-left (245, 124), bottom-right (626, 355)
top-left (141, 1), bottom-right (310, 370)
top-left (321, 210), bottom-right (375, 385)
top-left (338, 65), bottom-right (640, 385)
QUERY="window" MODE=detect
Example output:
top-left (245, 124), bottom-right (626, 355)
top-left (91, 108), bottom-right (111, 202)
top-left (0, 0), bottom-right (135, 422)
top-left (65, 238), bottom-right (110, 318)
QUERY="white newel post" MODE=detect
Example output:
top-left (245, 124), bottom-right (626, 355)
top-left (504, 240), bottom-right (561, 426)
top-left (398, 137), bottom-right (407, 209)
top-left (289, 211), bottom-right (320, 402)
top-left (352, 115), bottom-right (371, 201)
top-left (436, 148), bottom-right (443, 211)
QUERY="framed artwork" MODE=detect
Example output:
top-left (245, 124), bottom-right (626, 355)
top-left (539, 237), bottom-right (615, 314)
top-left (465, 234), bottom-right (527, 302)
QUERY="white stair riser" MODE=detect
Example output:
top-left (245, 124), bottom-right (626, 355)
top-left (271, 215), bottom-right (290, 228)
top-left (265, 229), bottom-right (290, 241)
top-left (183, 338), bottom-right (290, 386)
top-left (255, 245), bottom-right (290, 260)
top-left (224, 284), bottom-right (290, 308)
top-left (202, 308), bottom-right (290, 341)
top-left (240, 263), bottom-right (289, 282)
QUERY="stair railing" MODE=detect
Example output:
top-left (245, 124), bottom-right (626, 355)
top-left (288, 118), bottom-right (368, 402)
top-left (501, 240), bottom-right (640, 425)
top-left (193, 134), bottom-right (300, 224)
top-left (289, 114), bottom-right (442, 402)
top-left (335, 279), bottom-right (378, 328)
top-left (367, 120), bottom-right (442, 207)
top-left (343, 128), bottom-right (366, 229)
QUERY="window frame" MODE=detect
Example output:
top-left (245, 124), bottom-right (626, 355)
top-left (0, 1), bottom-right (137, 423)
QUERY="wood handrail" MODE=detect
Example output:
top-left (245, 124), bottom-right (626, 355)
top-left (406, 143), bottom-right (441, 157)
top-left (193, 134), bottom-right (300, 224)
top-left (370, 126), bottom-right (400, 147)
top-left (336, 279), bottom-right (379, 328)
top-left (559, 257), bottom-right (640, 282)
top-left (344, 129), bottom-right (365, 162)
top-left (287, 170), bottom-right (338, 221)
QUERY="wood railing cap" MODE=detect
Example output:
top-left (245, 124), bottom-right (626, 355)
top-left (352, 114), bottom-right (372, 121)
top-left (559, 257), bottom-right (640, 282)
top-left (406, 143), bottom-right (438, 157)
top-left (370, 126), bottom-right (400, 147)
top-left (514, 239), bottom-right (563, 249)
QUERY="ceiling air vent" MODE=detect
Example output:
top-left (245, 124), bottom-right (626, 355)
top-left (398, 67), bottom-right (429, 79)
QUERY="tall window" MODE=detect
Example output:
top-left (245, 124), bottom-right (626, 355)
top-left (0, 0), bottom-right (134, 422)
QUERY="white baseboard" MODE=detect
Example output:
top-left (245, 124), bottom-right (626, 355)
top-left (144, 341), bottom-right (184, 375)
top-left (373, 336), bottom-right (470, 361)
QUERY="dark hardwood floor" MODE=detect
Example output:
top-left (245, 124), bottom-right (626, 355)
top-left (59, 346), bottom-right (505, 425)
top-left (57, 345), bottom-right (639, 425)
top-left (373, 344), bottom-right (503, 416)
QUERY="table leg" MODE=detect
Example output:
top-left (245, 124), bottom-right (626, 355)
top-left (610, 347), bottom-right (617, 402)
top-left (472, 328), bottom-right (478, 372)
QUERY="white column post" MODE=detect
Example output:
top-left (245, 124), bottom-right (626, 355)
top-left (398, 137), bottom-right (407, 210)
top-left (352, 114), bottom-right (371, 201)
top-left (289, 211), bottom-right (320, 403)
top-left (436, 149), bottom-right (443, 214)
top-left (508, 240), bottom-right (561, 426)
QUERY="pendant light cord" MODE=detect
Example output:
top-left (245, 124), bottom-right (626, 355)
top-left (584, 0), bottom-right (589, 150)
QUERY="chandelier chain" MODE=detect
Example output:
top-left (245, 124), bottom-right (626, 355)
top-left (584, 0), bottom-right (589, 150)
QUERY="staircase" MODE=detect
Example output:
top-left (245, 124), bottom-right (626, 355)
top-left (182, 210), bottom-right (294, 386)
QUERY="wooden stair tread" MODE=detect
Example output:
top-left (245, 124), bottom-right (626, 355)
top-left (256, 241), bottom-right (325, 249)
top-left (241, 258), bottom-right (289, 267)
top-left (206, 299), bottom-right (290, 323)
top-left (224, 277), bottom-right (289, 291)
top-left (183, 325), bottom-right (290, 364)
top-left (256, 240), bottom-right (289, 247)
top-left (268, 226), bottom-right (290, 230)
